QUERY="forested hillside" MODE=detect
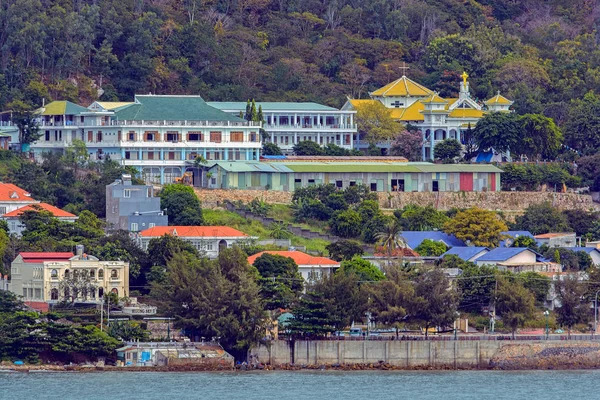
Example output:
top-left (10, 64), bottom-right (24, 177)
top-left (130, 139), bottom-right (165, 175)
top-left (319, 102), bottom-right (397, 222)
top-left (2, 1), bottom-right (600, 129)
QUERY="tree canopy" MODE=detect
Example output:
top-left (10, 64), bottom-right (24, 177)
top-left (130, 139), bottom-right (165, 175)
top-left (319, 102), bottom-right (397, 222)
top-left (443, 208), bottom-right (508, 247)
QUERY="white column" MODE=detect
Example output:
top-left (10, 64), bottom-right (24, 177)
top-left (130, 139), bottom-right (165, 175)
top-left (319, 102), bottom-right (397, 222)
top-left (350, 113), bottom-right (354, 127)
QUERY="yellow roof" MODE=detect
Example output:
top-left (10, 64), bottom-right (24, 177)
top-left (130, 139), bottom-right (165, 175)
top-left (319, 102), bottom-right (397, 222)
top-left (421, 93), bottom-right (447, 104)
top-left (37, 101), bottom-right (88, 116)
top-left (448, 108), bottom-right (484, 118)
top-left (96, 101), bottom-right (134, 110)
top-left (370, 76), bottom-right (433, 97)
top-left (389, 101), bottom-right (425, 122)
top-left (484, 93), bottom-right (512, 105)
top-left (348, 99), bottom-right (378, 108)
top-left (445, 98), bottom-right (459, 109)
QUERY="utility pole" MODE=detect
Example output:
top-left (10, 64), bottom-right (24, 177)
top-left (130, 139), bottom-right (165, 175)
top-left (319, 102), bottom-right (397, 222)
top-left (100, 295), bottom-right (104, 332)
top-left (490, 278), bottom-right (498, 334)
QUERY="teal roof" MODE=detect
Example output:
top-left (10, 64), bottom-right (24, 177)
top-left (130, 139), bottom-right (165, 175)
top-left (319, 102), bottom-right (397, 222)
top-left (209, 161), bottom-right (293, 173)
top-left (115, 96), bottom-right (243, 122)
top-left (207, 102), bottom-right (338, 112)
top-left (275, 162), bottom-right (502, 174)
top-left (38, 101), bottom-right (88, 116)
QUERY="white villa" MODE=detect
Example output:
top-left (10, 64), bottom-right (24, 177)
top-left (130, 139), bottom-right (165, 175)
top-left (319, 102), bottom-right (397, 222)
top-left (208, 102), bottom-right (357, 155)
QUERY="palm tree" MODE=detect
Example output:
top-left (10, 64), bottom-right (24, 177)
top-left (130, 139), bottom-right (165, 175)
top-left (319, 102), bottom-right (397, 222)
top-left (375, 221), bottom-right (408, 260)
top-left (269, 221), bottom-right (292, 239)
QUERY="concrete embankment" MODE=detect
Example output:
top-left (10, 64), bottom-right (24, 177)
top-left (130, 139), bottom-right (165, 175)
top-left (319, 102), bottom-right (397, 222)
top-left (250, 340), bottom-right (600, 370)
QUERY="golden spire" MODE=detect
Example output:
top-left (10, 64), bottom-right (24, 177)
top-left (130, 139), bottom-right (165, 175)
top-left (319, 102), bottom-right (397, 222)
top-left (461, 71), bottom-right (469, 85)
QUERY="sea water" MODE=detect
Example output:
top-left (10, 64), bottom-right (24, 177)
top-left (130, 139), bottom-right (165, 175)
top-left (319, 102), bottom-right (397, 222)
top-left (0, 370), bottom-right (596, 400)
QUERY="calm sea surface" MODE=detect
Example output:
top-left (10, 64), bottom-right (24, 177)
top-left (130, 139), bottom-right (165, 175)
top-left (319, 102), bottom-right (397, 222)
top-left (0, 370), bottom-right (597, 400)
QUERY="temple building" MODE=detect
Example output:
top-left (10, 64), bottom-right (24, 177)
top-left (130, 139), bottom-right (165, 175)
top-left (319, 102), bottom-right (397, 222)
top-left (343, 71), bottom-right (512, 160)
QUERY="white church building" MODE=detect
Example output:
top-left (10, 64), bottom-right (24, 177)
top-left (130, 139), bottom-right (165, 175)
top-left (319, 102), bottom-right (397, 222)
top-left (343, 72), bottom-right (512, 160)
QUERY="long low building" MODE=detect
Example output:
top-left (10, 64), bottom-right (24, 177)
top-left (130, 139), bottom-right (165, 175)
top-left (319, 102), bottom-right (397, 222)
top-left (204, 158), bottom-right (501, 192)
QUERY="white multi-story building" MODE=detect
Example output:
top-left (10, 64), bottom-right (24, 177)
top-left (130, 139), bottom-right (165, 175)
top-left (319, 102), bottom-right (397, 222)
top-left (343, 72), bottom-right (512, 160)
top-left (29, 95), bottom-right (262, 184)
top-left (208, 102), bottom-right (357, 155)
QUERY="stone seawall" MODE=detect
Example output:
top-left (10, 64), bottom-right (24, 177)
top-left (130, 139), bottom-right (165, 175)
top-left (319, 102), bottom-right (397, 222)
top-left (250, 340), bottom-right (600, 370)
top-left (195, 188), bottom-right (598, 212)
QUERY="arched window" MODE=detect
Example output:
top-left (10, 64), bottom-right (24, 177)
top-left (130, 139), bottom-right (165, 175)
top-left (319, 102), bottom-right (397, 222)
top-left (98, 287), bottom-right (104, 298)
top-left (51, 269), bottom-right (58, 279)
top-left (111, 288), bottom-right (118, 296)
top-left (89, 269), bottom-right (95, 278)
top-left (64, 269), bottom-right (70, 278)
top-left (111, 269), bottom-right (118, 278)
top-left (98, 269), bottom-right (104, 279)
top-left (50, 288), bottom-right (59, 300)
top-left (90, 289), bottom-right (96, 299)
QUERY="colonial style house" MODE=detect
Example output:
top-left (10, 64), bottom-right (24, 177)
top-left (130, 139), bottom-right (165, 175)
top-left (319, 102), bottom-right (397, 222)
top-left (30, 95), bottom-right (262, 185)
top-left (208, 102), bottom-right (357, 155)
top-left (2, 202), bottom-right (77, 235)
top-left (247, 250), bottom-right (340, 281)
top-left (342, 72), bottom-right (512, 160)
top-left (0, 182), bottom-right (39, 215)
top-left (8, 246), bottom-right (129, 310)
top-left (138, 226), bottom-right (254, 258)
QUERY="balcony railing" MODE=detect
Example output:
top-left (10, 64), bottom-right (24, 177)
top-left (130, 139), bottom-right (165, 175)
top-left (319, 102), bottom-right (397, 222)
top-left (264, 124), bottom-right (356, 130)
top-left (36, 120), bottom-right (262, 128)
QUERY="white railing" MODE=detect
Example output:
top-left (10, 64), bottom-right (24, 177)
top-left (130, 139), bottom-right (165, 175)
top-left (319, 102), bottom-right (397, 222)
top-left (36, 120), bottom-right (262, 128)
top-left (265, 124), bottom-right (357, 130)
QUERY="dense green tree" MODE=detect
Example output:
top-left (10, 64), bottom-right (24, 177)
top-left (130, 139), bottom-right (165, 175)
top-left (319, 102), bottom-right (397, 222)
top-left (355, 101), bottom-right (403, 144)
top-left (473, 112), bottom-right (520, 153)
top-left (513, 203), bottom-right (571, 235)
top-left (518, 114), bottom-right (563, 160)
top-left (253, 253), bottom-right (303, 310)
top-left (152, 249), bottom-right (266, 357)
top-left (434, 139), bottom-right (462, 162)
top-left (161, 191), bottom-right (203, 226)
top-left (512, 235), bottom-right (538, 251)
top-left (326, 240), bottom-right (364, 261)
top-left (395, 204), bottom-right (449, 231)
top-left (262, 142), bottom-right (283, 156)
top-left (415, 239), bottom-right (448, 256)
top-left (293, 140), bottom-right (324, 156)
top-left (330, 209), bottom-right (362, 238)
top-left (411, 267), bottom-right (459, 338)
top-left (495, 276), bottom-right (536, 338)
top-left (443, 208), bottom-right (508, 247)
top-left (338, 256), bottom-right (384, 281)
top-left (563, 91), bottom-right (600, 153)
top-left (287, 291), bottom-right (338, 337)
top-left (519, 272), bottom-right (551, 306)
top-left (146, 234), bottom-right (199, 268)
top-left (554, 274), bottom-right (589, 337)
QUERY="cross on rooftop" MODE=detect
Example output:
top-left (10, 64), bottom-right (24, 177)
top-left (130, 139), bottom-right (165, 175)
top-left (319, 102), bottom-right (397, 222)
top-left (399, 62), bottom-right (409, 76)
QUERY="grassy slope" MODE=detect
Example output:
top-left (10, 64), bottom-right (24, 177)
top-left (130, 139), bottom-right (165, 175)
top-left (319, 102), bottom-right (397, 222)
top-left (203, 208), bottom-right (330, 254)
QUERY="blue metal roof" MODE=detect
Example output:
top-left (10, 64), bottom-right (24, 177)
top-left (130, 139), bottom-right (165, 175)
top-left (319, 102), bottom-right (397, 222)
top-left (401, 231), bottom-right (465, 250)
top-left (476, 247), bottom-right (538, 262)
top-left (475, 151), bottom-right (493, 163)
top-left (261, 155), bottom-right (287, 159)
top-left (442, 247), bottom-right (489, 261)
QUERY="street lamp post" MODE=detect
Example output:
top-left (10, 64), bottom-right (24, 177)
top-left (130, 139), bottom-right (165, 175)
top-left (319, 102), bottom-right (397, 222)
top-left (595, 290), bottom-right (600, 336)
top-left (544, 310), bottom-right (550, 340)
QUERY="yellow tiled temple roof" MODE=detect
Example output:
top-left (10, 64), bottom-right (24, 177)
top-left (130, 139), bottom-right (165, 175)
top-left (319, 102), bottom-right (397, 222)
top-left (421, 93), bottom-right (447, 104)
top-left (370, 76), bottom-right (433, 97)
top-left (484, 93), bottom-right (512, 105)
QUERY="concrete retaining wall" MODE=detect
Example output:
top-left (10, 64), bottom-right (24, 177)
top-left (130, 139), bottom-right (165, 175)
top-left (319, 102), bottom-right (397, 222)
top-left (250, 340), bottom-right (600, 369)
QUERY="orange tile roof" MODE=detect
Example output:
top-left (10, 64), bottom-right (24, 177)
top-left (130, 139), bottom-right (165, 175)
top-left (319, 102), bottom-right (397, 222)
top-left (0, 183), bottom-right (36, 202)
top-left (247, 251), bottom-right (340, 266)
top-left (140, 225), bottom-right (249, 238)
top-left (3, 202), bottom-right (76, 218)
top-left (534, 233), bottom-right (575, 239)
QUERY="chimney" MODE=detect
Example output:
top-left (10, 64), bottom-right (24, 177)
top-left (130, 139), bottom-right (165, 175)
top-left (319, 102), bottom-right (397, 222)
top-left (76, 244), bottom-right (84, 256)
top-left (122, 174), bottom-right (132, 186)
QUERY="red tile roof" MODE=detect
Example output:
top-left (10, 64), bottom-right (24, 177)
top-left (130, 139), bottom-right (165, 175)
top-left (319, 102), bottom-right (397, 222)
top-left (0, 183), bottom-right (36, 202)
top-left (140, 226), bottom-right (249, 238)
top-left (247, 251), bottom-right (340, 266)
top-left (3, 203), bottom-right (77, 218)
top-left (20, 252), bottom-right (74, 263)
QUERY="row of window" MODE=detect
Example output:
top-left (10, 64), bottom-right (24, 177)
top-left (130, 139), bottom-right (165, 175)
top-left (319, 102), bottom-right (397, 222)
top-left (50, 268), bottom-right (120, 279)
top-left (50, 287), bottom-right (118, 300)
